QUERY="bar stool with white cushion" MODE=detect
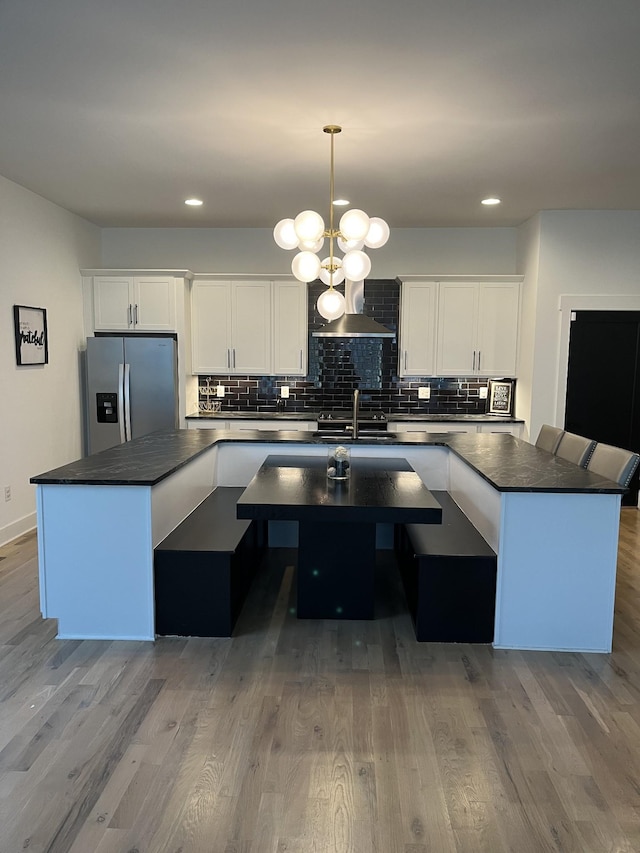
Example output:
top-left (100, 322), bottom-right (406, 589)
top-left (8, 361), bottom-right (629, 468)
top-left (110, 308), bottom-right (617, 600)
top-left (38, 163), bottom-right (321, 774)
top-left (555, 432), bottom-right (596, 468)
top-left (535, 424), bottom-right (565, 454)
top-left (586, 443), bottom-right (640, 487)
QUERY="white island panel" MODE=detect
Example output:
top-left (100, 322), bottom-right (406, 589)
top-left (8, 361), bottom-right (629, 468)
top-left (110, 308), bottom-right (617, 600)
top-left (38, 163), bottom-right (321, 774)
top-left (38, 484), bottom-right (154, 640)
top-left (494, 491), bottom-right (621, 651)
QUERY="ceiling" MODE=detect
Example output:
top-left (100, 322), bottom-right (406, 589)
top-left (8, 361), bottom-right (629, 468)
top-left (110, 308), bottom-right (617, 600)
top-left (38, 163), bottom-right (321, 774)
top-left (1, 0), bottom-right (639, 229)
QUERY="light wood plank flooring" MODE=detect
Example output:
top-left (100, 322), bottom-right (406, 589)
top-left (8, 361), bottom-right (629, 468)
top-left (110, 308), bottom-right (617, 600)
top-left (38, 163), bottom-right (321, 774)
top-left (1, 510), bottom-right (639, 852)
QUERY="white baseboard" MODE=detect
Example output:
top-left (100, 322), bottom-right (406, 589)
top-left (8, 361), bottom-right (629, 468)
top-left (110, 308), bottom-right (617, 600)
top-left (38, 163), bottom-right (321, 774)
top-left (0, 512), bottom-right (37, 547)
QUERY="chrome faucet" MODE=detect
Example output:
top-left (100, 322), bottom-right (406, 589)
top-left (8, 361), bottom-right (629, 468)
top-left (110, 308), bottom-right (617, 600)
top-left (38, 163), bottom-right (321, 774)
top-left (352, 388), bottom-right (360, 439)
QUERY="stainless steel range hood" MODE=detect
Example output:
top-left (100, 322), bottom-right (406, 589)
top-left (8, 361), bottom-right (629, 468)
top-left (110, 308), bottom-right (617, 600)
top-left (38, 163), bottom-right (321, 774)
top-left (312, 279), bottom-right (395, 338)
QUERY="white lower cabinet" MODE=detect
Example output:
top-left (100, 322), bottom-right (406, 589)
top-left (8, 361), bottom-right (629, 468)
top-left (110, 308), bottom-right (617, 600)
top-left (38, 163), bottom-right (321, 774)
top-left (187, 419), bottom-right (316, 431)
top-left (390, 421), bottom-right (523, 436)
top-left (227, 420), bottom-right (315, 431)
top-left (187, 421), bottom-right (229, 430)
top-left (478, 422), bottom-right (523, 438)
top-left (389, 422), bottom-right (478, 434)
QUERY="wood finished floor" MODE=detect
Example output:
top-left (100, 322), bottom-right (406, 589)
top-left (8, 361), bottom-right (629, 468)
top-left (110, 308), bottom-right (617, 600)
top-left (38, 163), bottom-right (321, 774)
top-left (1, 511), bottom-right (640, 853)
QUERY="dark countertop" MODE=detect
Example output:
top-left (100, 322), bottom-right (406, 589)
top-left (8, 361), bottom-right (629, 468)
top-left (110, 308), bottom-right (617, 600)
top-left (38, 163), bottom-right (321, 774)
top-left (185, 411), bottom-right (523, 423)
top-left (31, 429), bottom-right (624, 494)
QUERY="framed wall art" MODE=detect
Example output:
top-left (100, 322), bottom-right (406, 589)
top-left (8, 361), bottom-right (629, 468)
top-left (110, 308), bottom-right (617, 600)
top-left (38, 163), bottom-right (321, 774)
top-left (13, 304), bottom-right (48, 366)
top-left (486, 378), bottom-right (515, 415)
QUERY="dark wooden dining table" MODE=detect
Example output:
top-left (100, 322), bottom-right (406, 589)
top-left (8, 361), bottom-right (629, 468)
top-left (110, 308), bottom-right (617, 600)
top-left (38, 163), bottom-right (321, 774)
top-left (237, 454), bottom-right (442, 619)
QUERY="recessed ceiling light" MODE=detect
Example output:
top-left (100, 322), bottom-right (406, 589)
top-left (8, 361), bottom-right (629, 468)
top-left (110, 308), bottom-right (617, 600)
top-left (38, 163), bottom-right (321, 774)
top-left (185, 198), bottom-right (203, 206)
top-left (481, 197), bottom-right (501, 206)
top-left (333, 198), bottom-right (349, 206)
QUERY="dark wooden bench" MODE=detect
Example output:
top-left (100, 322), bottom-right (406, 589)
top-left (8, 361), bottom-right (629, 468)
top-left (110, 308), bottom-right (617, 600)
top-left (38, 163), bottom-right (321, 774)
top-left (154, 486), bottom-right (266, 637)
top-left (395, 490), bottom-right (497, 643)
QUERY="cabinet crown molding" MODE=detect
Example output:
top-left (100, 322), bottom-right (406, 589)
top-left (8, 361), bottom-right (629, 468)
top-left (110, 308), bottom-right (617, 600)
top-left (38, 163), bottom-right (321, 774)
top-left (81, 269), bottom-right (194, 279)
top-left (397, 274), bottom-right (524, 283)
top-left (190, 272), bottom-right (296, 281)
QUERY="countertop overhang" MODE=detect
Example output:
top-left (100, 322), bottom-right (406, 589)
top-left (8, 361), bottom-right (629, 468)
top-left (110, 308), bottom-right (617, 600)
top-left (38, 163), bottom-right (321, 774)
top-left (31, 429), bottom-right (624, 494)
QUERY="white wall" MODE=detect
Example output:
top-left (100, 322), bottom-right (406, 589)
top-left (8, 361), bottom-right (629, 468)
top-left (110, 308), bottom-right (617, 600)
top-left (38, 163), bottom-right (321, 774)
top-left (518, 210), bottom-right (640, 441)
top-left (101, 226), bottom-right (517, 276)
top-left (0, 176), bottom-right (100, 545)
top-left (515, 215), bottom-right (541, 440)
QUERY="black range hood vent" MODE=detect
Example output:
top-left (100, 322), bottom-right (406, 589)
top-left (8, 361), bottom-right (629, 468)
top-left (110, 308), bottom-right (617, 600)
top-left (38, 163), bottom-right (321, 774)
top-left (312, 279), bottom-right (395, 338)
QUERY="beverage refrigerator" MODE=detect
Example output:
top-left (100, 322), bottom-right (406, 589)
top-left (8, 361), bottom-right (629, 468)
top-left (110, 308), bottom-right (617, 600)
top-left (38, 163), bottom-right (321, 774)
top-left (84, 335), bottom-right (178, 454)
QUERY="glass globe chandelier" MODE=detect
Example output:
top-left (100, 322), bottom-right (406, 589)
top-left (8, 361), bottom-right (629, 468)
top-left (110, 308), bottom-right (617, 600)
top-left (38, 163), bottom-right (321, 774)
top-left (273, 125), bottom-right (390, 321)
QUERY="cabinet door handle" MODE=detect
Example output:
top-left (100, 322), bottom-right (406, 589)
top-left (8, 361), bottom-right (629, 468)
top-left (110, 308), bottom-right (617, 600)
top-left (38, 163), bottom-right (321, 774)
top-left (128, 304), bottom-right (133, 326)
top-left (472, 350), bottom-right (476, 371)
top-left (227, 349), bottom-right (231, 368)
top-left (134, 304), bottom-right (138, 326)
top-left (478, 350), bottom-right (481, 372)
top-left (299, 349), bottom-right (303, 369)
top-left (404, 350), bottom-right (408, 370)
top-left (117, 363), bottom-right (126, 443)
top-left (232, 348), bottom-right (236, 368)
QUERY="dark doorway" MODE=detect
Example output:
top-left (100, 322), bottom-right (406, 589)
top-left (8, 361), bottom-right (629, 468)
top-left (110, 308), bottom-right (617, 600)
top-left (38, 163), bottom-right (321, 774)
top-left (565, 311), bottom-right (640, 506)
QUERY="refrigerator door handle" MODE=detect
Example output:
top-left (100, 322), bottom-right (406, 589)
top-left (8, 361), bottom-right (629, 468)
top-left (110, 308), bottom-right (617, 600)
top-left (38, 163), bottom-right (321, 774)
top-left (117, 363), bottom-right (127, 444)
top-left (123, 362), bottom-right (132, 441)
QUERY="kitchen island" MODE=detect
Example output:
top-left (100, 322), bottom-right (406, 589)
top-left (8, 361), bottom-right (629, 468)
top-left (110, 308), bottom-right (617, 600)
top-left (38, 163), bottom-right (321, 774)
top-left (31, 429), bottom-right (625, 651)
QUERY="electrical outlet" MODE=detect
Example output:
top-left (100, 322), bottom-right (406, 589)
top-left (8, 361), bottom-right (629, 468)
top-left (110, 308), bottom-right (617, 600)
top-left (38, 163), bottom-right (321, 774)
top-left (418, 386), bottom-right (431, 400)
top-left (216, 385), bottom-right (225, 398)
top-left (280, 385), bottom-right (290, 399)
top-left (479, 386), bottom-right (488, 399)
top-left (4, 485), bottom-right (11, 502)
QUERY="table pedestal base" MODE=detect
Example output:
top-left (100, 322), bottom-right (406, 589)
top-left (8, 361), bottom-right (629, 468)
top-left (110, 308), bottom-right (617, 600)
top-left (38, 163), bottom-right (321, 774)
top-left (297, 521), bottom-right (376, 619)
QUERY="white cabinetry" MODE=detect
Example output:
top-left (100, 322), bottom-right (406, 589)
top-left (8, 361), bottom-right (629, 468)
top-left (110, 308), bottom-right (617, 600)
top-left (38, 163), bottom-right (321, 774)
top-left (187, 419), bottom-right (316, 431)
top-left (273, 280), bottom-right (308, 375)
top-left (389, 421), bottom-right (479, 434)
top-left (191, 277), bottom-right (308, 376)
top-left (478, 422), bottom-right (523, 438)
top-left (229, 420), bottom-right (315, 431)
top-left (389, 420), bottom-right (523, 436)
top-left (192, 279), bottom-right (271, 374)
top-left (191, 280), bottom-right (232, 373)
top-left (436, 281), bottom-right (520, 376)
top-left (93, 275), bottom-right (176, 331)
top-left (231, 281), bottom-right (272, 373)
top-left (398, 281), bottom-right (438, 376)
top-left (187, 420), bottom-right (229, 430)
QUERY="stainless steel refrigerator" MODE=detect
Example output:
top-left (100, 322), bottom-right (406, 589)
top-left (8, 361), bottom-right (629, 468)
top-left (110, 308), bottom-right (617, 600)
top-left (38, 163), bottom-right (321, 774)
top-left (85, 336), bottom-right (178, 454)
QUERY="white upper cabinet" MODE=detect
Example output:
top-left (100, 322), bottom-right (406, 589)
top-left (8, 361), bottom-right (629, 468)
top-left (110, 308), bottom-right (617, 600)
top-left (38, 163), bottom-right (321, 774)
top-left (436, 281), bottom-right (520, 376)
top-left (191, 278), bottom-right (306, 376)
top-left (398, 281), bottom-right (438, 376)
top-left (93, 275), bottom-right (176, 331)
top-left (191, 279), bottom-right (233, 373)
top-left (133, 277), bottom-right (176, 330)
top-left (230, 280), bottom-right (272, 373)
top-left (475, 282), bottom-right (520, 376)
top-left (273, 279), bottom-right (308, 376)
top-left (192, 279), bottom-right (270, 374)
